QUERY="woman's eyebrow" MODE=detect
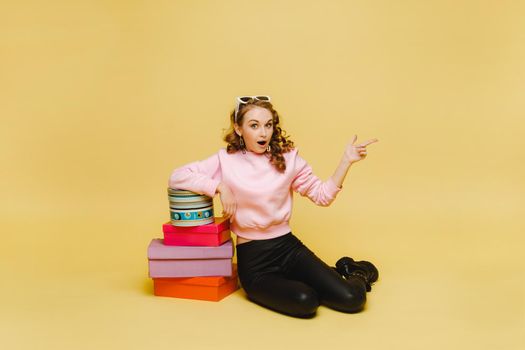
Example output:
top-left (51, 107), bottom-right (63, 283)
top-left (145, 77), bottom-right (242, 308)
top-left (248, 119), bottom-right (272, 123)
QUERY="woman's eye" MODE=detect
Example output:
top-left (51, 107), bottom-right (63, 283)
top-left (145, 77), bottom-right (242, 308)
top-left (250, 124), bottom-right (257, 129)
top-left (266, 124), bottom-right (273, 128)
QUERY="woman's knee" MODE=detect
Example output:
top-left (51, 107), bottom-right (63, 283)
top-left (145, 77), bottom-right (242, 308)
top-left (249, 286), bottom-right (320, 318)
top-left (291, 288), bottom-right (320, 317)
top-left (325, 279), bottom-right (367, 313)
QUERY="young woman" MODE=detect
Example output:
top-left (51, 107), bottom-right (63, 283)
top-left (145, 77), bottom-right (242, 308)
top-left (169, 96), bottom-right (379, 318)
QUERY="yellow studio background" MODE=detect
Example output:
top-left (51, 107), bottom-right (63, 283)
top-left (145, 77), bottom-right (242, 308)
top-left (1, 1), bottom-right (524, 349)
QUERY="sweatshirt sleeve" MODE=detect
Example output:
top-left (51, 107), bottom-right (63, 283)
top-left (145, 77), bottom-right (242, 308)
top-left (168, 152), bottom-right (222, 198)
top-left (291, 151), bottom-right (342, 206)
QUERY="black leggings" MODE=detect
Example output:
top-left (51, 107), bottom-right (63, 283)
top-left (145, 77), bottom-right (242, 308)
top-left (236, 232), bottom-right (367, 318)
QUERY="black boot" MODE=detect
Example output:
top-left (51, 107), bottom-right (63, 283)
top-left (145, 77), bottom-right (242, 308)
top-left (334, 257), bottom-right (379, 292)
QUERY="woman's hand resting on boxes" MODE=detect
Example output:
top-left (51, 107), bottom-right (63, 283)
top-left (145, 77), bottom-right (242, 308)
top-left (216, 182), bottom-right (236, 219)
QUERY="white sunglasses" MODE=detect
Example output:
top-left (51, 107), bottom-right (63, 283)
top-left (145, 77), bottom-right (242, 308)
top-left (234, 95), bottom-right (271, 122)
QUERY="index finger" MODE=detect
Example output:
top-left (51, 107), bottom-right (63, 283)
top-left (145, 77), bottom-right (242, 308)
top-left (360, 138), bottom-right (379, 147)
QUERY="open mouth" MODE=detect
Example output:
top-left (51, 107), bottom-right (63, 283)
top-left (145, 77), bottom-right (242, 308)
top-left (257, 141), bottom-right (267, 146)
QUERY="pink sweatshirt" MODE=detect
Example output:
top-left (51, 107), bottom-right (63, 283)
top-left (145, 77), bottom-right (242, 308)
top-left (168, 148), bottom-right (342, 240)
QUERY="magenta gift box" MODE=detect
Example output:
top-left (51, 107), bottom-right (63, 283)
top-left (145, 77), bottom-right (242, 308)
top-left (163, 229), bottom-right (231, 247)
top-left (162, 216), bottom-right (230, 234)
top-left (162, 217), bottom-right (231, 247)
top-left (147, 239), bottom-right (234, 278)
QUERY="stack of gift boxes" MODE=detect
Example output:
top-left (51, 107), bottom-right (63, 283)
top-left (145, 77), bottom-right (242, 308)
top-left (147, 188), bottom-right (239, 302)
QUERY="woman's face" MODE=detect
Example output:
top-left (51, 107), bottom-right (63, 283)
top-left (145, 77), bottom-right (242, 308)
top-left (235, 106), bottom-right (274, 154)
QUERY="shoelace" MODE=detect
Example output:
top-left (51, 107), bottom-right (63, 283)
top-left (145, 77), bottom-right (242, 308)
top-left (348, 270), bottom-right (372, 292)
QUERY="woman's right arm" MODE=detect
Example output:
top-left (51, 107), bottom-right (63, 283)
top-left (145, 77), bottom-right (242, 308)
top-left (168, 153), bottom-right (222, 198)
top-left (169, 152), bottom-right (236, 219)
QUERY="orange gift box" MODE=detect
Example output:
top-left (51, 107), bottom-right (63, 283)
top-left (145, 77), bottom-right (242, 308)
top-left (153, 264), bottom-right (239, 302)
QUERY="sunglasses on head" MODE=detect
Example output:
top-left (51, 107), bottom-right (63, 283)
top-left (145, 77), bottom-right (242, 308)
top-left (234, 95), bottom-right (271, 122)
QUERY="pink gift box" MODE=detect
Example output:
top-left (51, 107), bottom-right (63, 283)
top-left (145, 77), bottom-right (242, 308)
top-left (149, 259), bottom-right (233, 278)
top-left (147, 239), bottom-right (234, 278)
top-left (148, 239), bottom-right (233, 259)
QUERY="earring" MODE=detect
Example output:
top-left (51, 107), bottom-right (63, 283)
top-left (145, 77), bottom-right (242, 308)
top-left (267, 145), bottom-right (271, 153)
top-left (239, 136), bottom-right (246, 154)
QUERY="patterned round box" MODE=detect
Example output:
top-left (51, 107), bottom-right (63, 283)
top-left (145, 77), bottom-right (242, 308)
top-left (168, 188), bottom-right (214, 226)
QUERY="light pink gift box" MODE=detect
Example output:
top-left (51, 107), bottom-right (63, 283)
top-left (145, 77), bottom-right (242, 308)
top-left (147, 239), bottom-right (234, 278)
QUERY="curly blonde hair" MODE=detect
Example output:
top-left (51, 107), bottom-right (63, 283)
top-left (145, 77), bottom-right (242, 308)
top-left (223, 100), bottom-right (295, 173)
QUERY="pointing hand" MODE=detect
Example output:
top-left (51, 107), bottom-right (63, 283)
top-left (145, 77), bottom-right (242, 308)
top-left (344, 135), bottom-right (379, 164)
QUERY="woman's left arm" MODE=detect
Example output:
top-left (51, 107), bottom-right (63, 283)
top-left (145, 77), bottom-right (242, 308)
top-left (330, 135), bottom-right (379, 188)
